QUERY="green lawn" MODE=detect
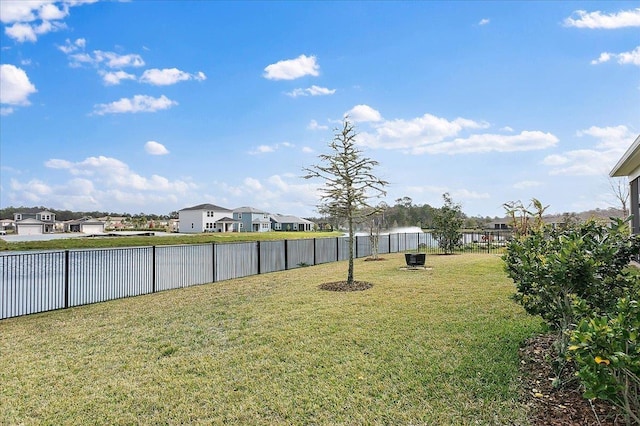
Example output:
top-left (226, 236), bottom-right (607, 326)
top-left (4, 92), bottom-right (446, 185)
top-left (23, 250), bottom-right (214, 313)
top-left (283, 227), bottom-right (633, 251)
top-left (0, 253), bottom-right (542, 425)
top-left (0, 231), bottom-right (344, 251)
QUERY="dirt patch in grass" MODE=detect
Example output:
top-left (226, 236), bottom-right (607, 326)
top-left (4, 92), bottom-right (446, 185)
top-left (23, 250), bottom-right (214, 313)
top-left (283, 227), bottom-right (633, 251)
top-left (519, 334), bottom-right (624, 425)
top-left (318, 280), bottom-right (373, 291)
top-left (364, 257), bottom-right (387, 262)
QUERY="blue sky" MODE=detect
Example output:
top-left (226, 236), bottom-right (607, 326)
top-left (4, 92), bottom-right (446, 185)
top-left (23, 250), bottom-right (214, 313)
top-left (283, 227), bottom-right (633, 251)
top-left (1, 1), bottom-right (638, 218)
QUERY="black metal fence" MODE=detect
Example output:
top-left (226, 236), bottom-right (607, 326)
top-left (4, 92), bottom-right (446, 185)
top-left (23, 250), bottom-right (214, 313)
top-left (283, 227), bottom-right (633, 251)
top-left (0, 231), bottom-right (510, 320)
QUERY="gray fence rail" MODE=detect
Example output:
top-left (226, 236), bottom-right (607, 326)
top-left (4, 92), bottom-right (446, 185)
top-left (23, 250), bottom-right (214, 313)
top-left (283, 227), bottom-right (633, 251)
top-left (0, 231), bottom-right (510, 320)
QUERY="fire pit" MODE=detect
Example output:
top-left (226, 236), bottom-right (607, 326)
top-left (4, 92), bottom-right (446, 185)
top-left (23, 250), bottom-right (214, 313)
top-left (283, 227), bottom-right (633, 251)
top-left (405, 253), bottom-right (426, 268)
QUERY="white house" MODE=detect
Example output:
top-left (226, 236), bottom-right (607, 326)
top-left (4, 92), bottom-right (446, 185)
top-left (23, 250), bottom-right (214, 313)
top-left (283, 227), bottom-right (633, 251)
top-left (178, 203), bottom-right (238, 233)
top-left (233, 206), bottom-right (271, 232)
top-left (65, 217), bottom-right (106, 234)
top-left (610, 133), bottom-right (640, 236)
top-left (14, 210), bottom-right (57, 235)
top-left (269, 214), bottom-right (314, 231)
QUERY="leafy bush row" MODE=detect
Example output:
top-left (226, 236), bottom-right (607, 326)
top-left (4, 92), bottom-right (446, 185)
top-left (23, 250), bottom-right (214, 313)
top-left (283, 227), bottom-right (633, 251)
top-left (503, 207), bottom-right (640, 424)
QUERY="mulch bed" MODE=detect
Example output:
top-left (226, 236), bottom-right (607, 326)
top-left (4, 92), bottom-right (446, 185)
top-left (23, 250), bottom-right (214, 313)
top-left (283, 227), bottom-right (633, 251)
top-left (318, 281), bottom-right (373, 291)
top-left (519, 334), bottom-right (625, 425)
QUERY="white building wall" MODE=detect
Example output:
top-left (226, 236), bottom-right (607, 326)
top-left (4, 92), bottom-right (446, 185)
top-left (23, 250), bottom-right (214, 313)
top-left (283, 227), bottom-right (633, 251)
top-left (17, 224), bottom-right (43, 235)
top-left (179, 210), bottom-right (205, 233)
top-left (81, 224), bottom-right (105, 234)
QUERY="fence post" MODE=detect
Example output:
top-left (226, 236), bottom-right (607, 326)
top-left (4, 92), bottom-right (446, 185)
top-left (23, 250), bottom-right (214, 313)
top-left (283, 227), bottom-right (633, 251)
top-left (355, 235), bottom-right (358, 259)
top-left (257, 241), bottom-right (262, 274)
top-left (336, 237), bottom-right (339, 261)
top-left (152, 246), bottom-right (156, 293)
top-left (313, 238), bottom-right (317, 266)
top-left (284, 239), bottom-right (288, 270)
top-left (64, 250), bottom-right (69, 309)
top-left (212, 242), bottom-right (216, 283)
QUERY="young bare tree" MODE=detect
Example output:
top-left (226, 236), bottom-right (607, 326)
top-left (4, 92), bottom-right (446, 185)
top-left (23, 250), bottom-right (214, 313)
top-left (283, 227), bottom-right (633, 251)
top-left (303, 119), bottom-right (388, 286)
top-left (609, 177), bottom-right (629, 217)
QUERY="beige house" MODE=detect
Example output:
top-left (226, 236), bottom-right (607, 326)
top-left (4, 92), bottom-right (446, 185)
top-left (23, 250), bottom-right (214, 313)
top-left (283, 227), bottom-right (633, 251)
top-left (610, 134), bottom-right (640, 236)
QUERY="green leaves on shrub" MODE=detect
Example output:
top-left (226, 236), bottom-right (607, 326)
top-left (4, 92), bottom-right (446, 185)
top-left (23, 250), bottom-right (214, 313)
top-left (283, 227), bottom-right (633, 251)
top-left (568, 298), bottom-right (640, 425)
top-left (504, 217), bottom-right (639, 332)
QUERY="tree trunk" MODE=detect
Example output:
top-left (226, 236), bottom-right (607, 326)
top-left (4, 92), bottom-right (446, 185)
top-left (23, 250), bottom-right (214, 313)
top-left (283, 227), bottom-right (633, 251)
top-left (347, 216), bottom-right (354, 285)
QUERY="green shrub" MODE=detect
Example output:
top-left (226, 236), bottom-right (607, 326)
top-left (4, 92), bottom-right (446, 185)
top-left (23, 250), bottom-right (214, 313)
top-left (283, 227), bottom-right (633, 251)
top-left (569, 297), bottom-right (640, 425)
top-left (504, 218), bottom-right (639, 334)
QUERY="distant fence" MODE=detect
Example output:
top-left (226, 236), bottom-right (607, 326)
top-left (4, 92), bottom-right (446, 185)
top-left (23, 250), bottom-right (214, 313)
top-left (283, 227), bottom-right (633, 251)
top-left (0, 231), bottom-right (510, 320)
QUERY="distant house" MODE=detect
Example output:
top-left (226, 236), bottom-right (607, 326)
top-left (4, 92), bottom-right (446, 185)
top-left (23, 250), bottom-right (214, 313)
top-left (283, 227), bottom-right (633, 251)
top-left (233, 207), bottom-right (271, 232)
top-left (65, 217), bottom-right (106, 234)
top-left (178, 203), bottom-right (238, 233)
top-left (269, 214), bottom-right (314, 231)
top-left (610, 133), bottom-right (640, 236)
top-left (0, 219), bottom-right (15, 234)
top-left (14, 210), bottom-right (57, 235)
top-left (97, 216), bottom-right (129, 230)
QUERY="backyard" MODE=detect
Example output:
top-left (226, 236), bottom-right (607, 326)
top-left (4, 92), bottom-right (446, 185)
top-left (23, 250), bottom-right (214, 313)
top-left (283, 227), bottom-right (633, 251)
top-left (0, 253), bottom-right (542, 424)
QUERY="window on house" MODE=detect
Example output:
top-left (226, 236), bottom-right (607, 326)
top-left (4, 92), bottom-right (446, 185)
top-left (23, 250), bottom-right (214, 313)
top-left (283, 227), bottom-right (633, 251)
top-left (238, 213), bottom-right (242, 219)
top-left (239, 223), bottom-right (243, 228)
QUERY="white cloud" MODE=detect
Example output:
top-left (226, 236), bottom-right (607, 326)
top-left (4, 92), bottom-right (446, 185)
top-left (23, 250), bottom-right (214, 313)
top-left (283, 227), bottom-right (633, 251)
top-left (0, 0), bottom-right (91, 42)
top-left (302, 146), bottom-right (314, 153)
top-left (93, 94), bottom-right (177, 115)
top-left (3, 153), bottom-right (196, 211)
top-left (413, 131), bottom-right (558, 155)
top-left (591, 46), bottom-right (640, 66)
top-left (0, 64), bottom-right (37, 109)
top-left (345, 104), bottom-right (383, 122)
top-left (44, 155), bottom-right (194, 192)
top-left (479, 18), bottom-right (490, 25)
top-left (308, 119), bottom-right (329, 130)
top-left (349, 108), bottom-right (557, 155)
top-left (93, 50), bottom-right (144, 68)
top-left (58, 37), bottom-right (85, 54)
top-left (513, 180), bottom-right (542, 189)
top-left (564, 8), bottom-right (640, 29)
top-left (100, 70), bottom-right (136, 85)
top-left (248, 142), bottom-right (295, 155)
top-left (145, 141), bottom-right (169, 155)
top-left (140, 68), bottom-right (207, 85)
top-left (543, 125), bottom-right (635, 176)
top-left (263, 54), bottom-right (320, 80)
top-left (357, 112), bottom-right (490, 151)
top-left (287, 85), bottom-right (335, 97)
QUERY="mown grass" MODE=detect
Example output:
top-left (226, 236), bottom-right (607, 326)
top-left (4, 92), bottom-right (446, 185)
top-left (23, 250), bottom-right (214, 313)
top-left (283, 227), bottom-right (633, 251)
top-left (0, 253), bottom-right (542, 425)
top-left (0, 231), bottom-right (343, 251)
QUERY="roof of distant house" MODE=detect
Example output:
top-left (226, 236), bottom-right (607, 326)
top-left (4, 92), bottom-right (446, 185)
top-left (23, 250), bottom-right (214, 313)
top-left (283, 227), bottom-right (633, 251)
top-left (234, 206), bottom-right (269, 214)
top-left (180, 203), bottom-right (232, 212)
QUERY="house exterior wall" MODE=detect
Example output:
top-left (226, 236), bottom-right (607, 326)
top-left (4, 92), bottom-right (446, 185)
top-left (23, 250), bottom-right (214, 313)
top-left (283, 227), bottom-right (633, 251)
top-left (81, 223), bottom-right (106, 234)
top-left (16, 223), bottom-right (43, 235)
top-left (179, 208), bottom-right (232, 233)
top-left (179, 210), bottom-right (205, 233)
top-left (631, 177), bottom-right (639, 235)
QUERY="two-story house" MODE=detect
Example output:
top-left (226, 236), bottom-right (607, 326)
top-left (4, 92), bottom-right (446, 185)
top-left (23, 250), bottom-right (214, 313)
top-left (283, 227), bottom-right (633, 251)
top-left (178, 203), bottom-right (238, 233)
top-left (14, 210), bottom-right (57, 235)
top-left (233, 206), bottom-right (271, 232)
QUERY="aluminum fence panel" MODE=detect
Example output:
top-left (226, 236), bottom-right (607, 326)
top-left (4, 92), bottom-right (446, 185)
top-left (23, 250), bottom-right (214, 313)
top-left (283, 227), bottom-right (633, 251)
top-left (337, 237), bottom-right (350, 261)
top-left (155, 244), bottom-right (214, 291)
top-left (378, 235), bottom-right (391, 255)
top-left (0, 251), bottom-right (65, 319)
top-left (287, 239), bottom-right (315, 269)
top-left (215, 242), bottom-right (258, 281)
top-left (314, 238), bottom-right (338, 264)
top-left (355, 236), bottom-right (372, 258)
top-left (390, 234), bottom-right (399, 253)
top-left (260, 240), bottom-right (285, 273)
top-left (69, 247), bottom-right (152, 307)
